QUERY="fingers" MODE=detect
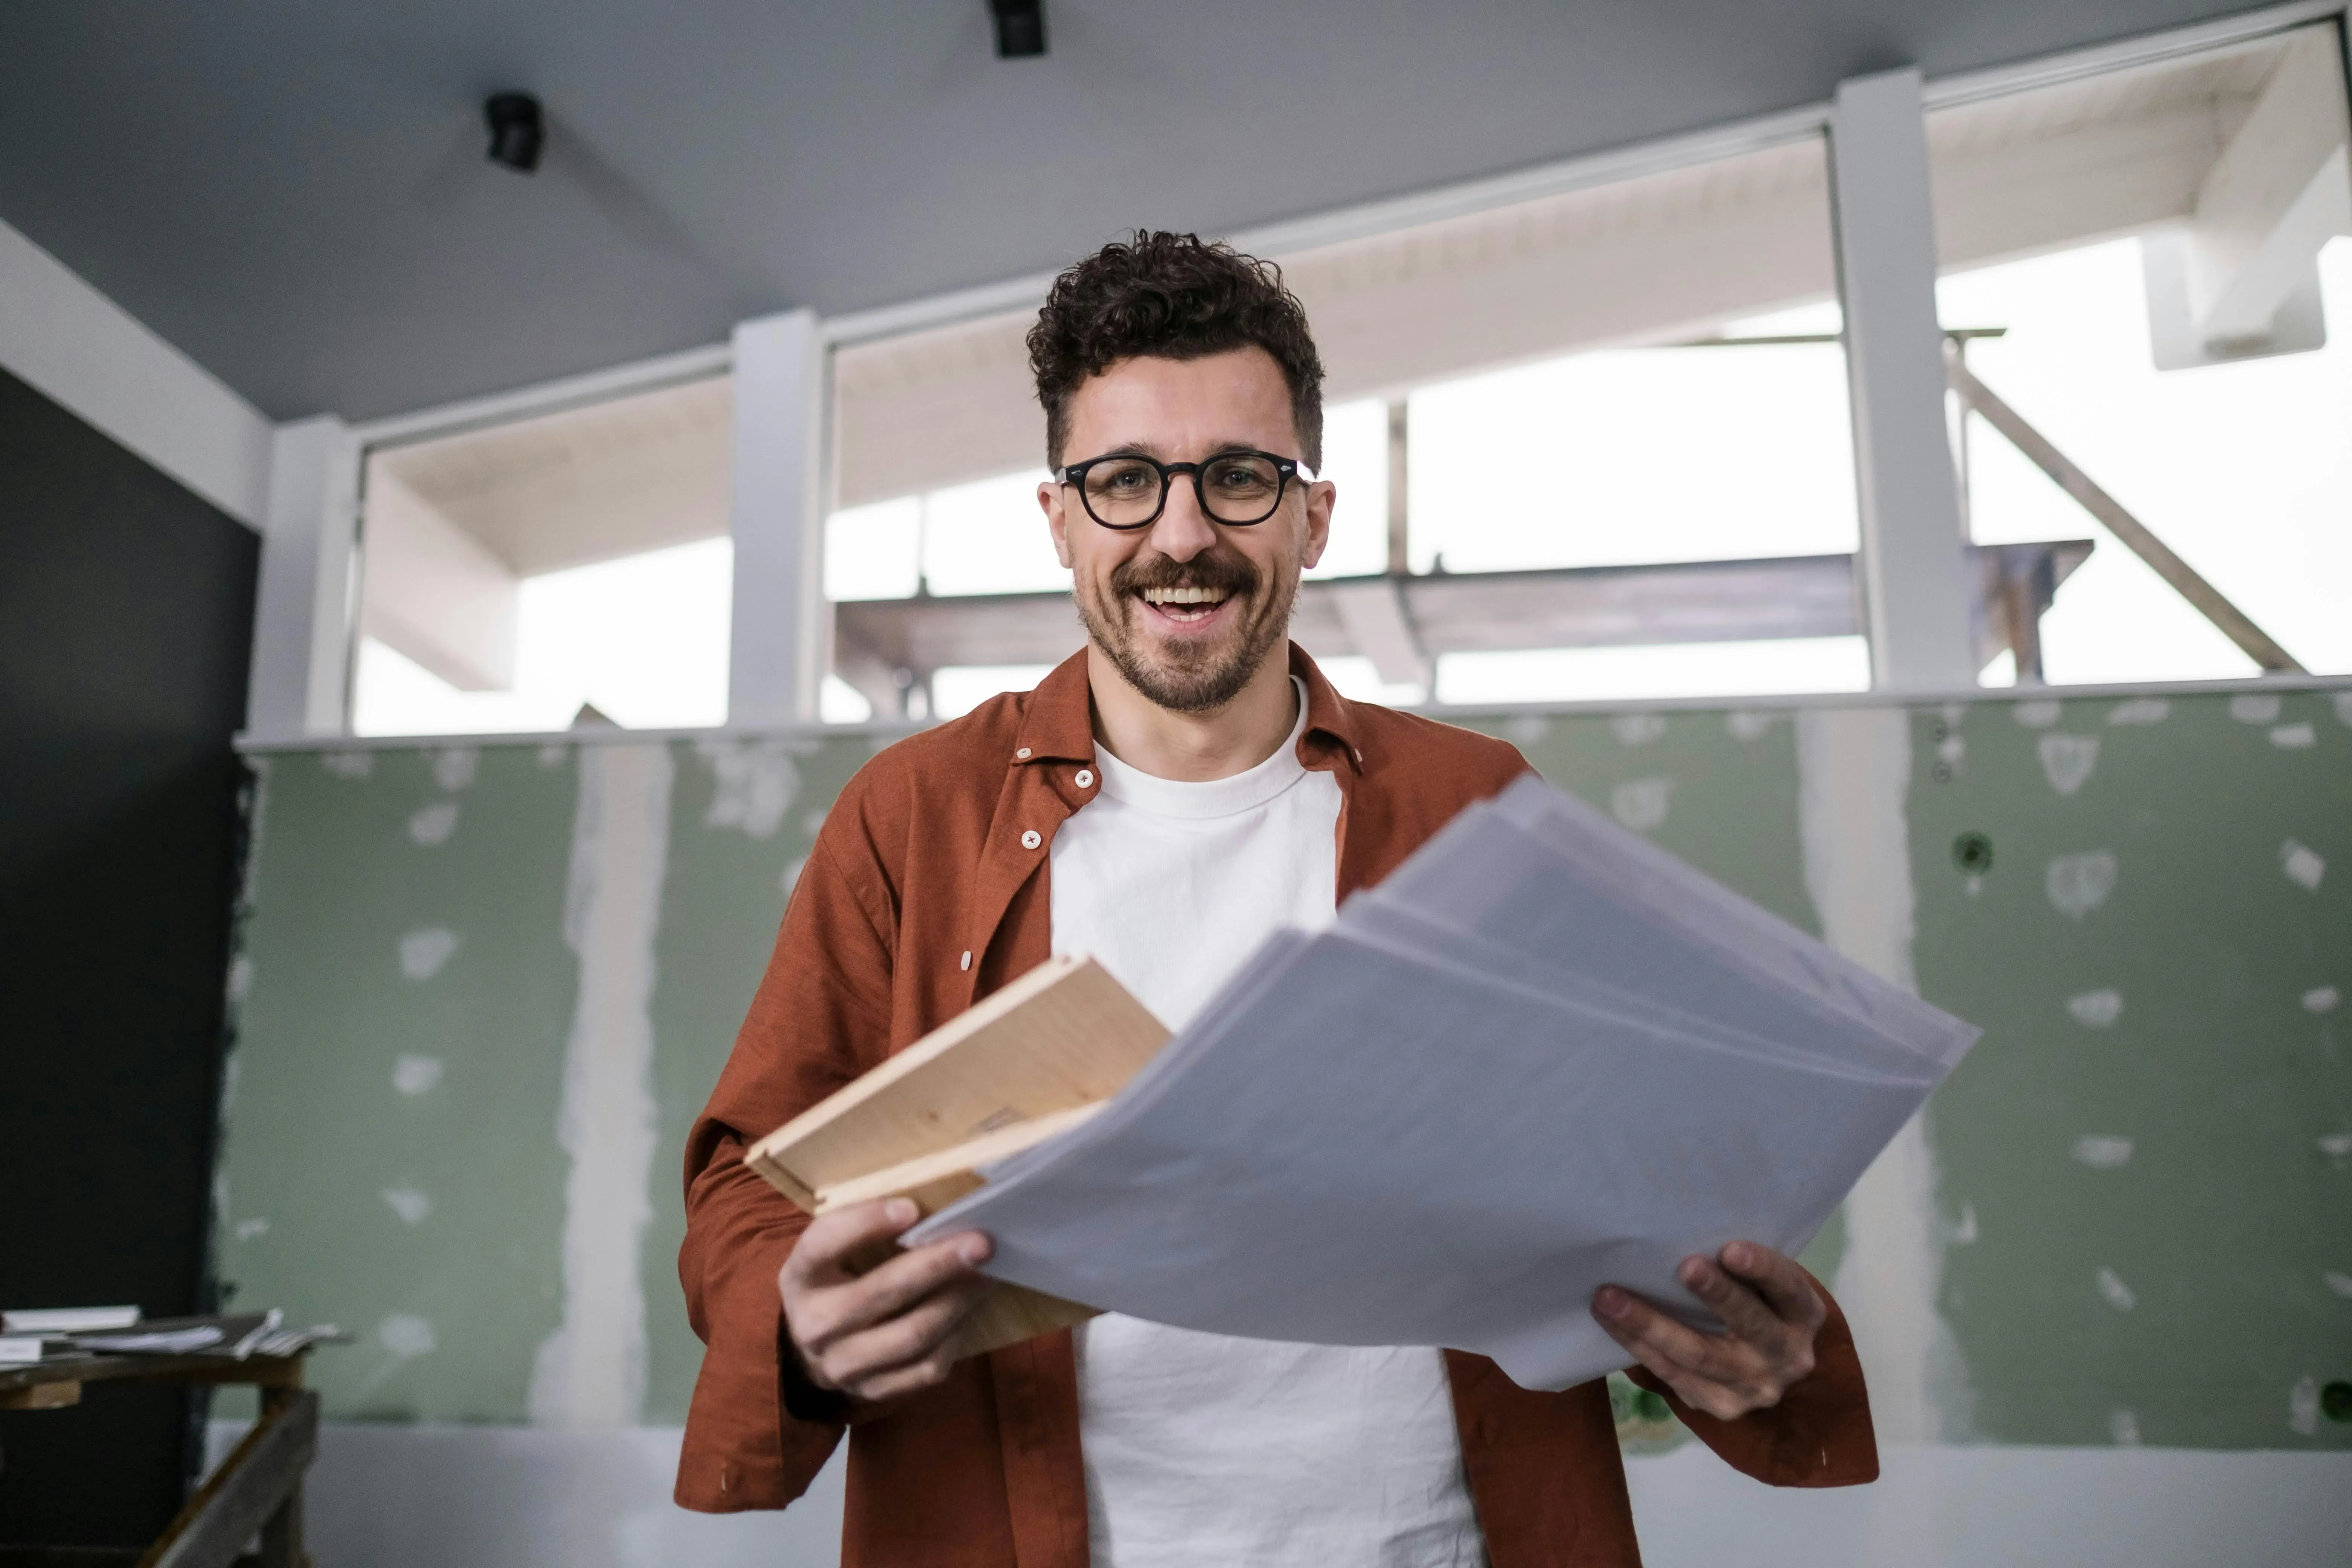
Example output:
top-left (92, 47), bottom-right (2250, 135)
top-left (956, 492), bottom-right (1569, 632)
top-left (1718, 1240), bottom-right (1828, 1331)
top-left (1592, 1286), bottom-right (1747, 1388)
top-left (816, 1273), bottom-right (992, 1401)
top-left (1674, 1253), bottom-right (1784, 1348)
top-left (784, 1198), bottom-right (922, 1288)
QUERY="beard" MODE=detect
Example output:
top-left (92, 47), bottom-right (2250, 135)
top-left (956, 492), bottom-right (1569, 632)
top-left (1074, 544), bottom-right (1300, 713)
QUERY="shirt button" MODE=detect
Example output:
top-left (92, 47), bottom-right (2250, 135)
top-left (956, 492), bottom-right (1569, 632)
top-left (1075, 769), bottom-right (1095, 789)
top-left (1021, 830), bottom-right (1042, 850)
top-left (1015, 747), bottom-right (1032, 760)
top-left (960, 950), bottom-right (972, 971)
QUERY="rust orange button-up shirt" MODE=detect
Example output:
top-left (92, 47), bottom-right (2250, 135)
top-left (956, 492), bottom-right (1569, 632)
top-left (678, 646), bottom-right (1878, 1566)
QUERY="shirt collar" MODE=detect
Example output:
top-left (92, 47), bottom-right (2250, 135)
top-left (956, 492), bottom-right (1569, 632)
top-left (1011, 640), bottom-right (1365, 775)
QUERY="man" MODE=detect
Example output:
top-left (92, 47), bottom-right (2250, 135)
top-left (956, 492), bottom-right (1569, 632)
top-left (678, 232), bottom-right (1876, 1565)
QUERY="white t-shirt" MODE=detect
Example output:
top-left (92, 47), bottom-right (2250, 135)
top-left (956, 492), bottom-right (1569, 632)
top-left (1048, 681), bottom-right (1485, 1568)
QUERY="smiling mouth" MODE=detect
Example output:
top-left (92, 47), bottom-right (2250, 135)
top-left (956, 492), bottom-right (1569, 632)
top-left (1135, 584), bottom-right (1236, 624)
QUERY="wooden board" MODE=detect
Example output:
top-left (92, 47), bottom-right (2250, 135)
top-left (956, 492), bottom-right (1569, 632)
top-left (744, 955), bottom-right (1167, 1360)
top-left (747, 956), bottom-right (1168, 1206)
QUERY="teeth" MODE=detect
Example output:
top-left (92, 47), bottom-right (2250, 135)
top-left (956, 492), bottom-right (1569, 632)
top-left (1141, 586), bottom-right (1229, 605)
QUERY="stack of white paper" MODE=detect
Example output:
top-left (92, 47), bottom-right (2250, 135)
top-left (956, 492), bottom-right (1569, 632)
top-left (910, 775), bottom-right (1978, 1390)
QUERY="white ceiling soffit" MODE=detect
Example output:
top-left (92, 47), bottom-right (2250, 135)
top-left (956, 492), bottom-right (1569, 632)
top-left (832, 136), bottom-right (1839, 511)
top-left (368, 372), bottom-right (733, 578)
top-left (1926, 24), bottom-right (2333, 271)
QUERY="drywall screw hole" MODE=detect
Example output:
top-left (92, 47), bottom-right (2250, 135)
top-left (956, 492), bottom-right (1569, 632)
top-left (1933, 763), bottom-right (1954, 784)
top-left (1952, 831), bottom-right (1994, 876)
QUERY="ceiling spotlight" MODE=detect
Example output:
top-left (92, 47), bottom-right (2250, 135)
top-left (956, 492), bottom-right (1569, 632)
top-left (484, 92), bottom-right (545, 173)
top-left (989, 0), bottom-right (1046, 58)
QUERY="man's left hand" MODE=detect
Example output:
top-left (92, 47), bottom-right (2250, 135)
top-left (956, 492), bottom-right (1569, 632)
top-left (1591, 1241), bottom-right (1826, 1420)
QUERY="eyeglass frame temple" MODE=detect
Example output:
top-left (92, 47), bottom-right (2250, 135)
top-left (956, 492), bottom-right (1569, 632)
top-left (1052, 450), bottom-right (1305, 530)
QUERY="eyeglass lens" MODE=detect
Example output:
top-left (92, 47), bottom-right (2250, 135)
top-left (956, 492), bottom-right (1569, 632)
top-left (1083, 454), bottom-right (1286, 528)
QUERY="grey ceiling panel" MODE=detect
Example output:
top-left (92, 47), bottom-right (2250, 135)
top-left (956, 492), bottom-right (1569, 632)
top-left (0, 1), bottom-right (2251, 421)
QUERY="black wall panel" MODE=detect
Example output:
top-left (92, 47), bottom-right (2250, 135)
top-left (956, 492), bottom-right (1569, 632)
top-left (0, 368), bottom-right (259, 1546)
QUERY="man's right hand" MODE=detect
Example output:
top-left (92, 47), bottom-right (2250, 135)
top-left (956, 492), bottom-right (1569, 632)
top-left (780, 1197), bottom-right (994, 1405)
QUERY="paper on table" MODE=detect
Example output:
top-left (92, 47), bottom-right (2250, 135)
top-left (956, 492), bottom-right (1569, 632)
top-left (915, 928), bottom-right (1933, 1390)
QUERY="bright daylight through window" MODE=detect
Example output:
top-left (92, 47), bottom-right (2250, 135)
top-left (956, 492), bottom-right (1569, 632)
top-left (1926, 21), bottom-right (2352, 684)
top-left (350, 375), bottom-right (735, 736)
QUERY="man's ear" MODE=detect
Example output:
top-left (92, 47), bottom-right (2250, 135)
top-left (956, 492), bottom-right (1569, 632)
top-left (1300, 478), bottom-right (1336, 571)
top-left (1042, 480), bottom-right (1074, 569)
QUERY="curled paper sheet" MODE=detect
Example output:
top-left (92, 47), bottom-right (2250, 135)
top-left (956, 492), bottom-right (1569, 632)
top-left (911, 776), bottom-right (1978, 1390)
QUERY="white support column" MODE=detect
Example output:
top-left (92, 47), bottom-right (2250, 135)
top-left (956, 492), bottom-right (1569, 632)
top-left (1830, 67), bottom-right (1978, 692)
top-left (245, 416), bottom-right (362, 738)
top-left (727, 309), bottom-right (828, 726)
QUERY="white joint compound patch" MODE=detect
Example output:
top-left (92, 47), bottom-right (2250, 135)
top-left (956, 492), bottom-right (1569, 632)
top-left (381, 1187), bottom-right (432, 1225)
top-left (1725, 710), bottom-right (1775, 741)
top-left (233, 1217), bottom-right (269, 1241)
top-left (1798, 708), bottom-right (1971, 1442)
top-left (530, 743), bottom-right (673, 1430)
top-left (2037, 733), bottom-right (2099, 796)
top-left (2304, 986), bottom-right (2341, 1014)
top-left (782, 856), bottom-right (808, 896)
top-left (2067, 989), bottom-right (2124, 1027)
top-left (1610, 713), bottom-right (1668, 746)
top-left (2095, 1267), bottom-right (2137, 1311)
top-left (320, 750), bottom-right (374, 779)
top-left (408, 801), bottom-right (459, 845)
top-left (397, 928), bottom-right (458, 981)
top-left (1609, 777), bottom-right (1674, 832)
top-left (2280, 840), bottom-right (2326, 891)
top-left (2322, 1271), bottom-right (2352, 1299)
top-left (2318, 1133), bottom-right (2352, 1159)
top-left (2229, 693), bottom-right (2283, 724)
top-left (1500, 715), bottom-right (1550, 746)
top-left (225, 955), bottom-right (254, 1002)
top-left (2109, 1409), bottom-right (2141, 1446)
top-left (2105, 698), bottom-right (2169, 726)
top-left (697, 738), bottom-right (802, 839)
top-left (2073, 1135), bottom-right (2134, 1169)
top-left (2014, 700), bottom-right (2061, 729)
top-left (2046, 851), bottom-right (2118, 919)
top-left (432, 747), bottom-right (480, 790)
top-left (536, 743), bottom-right (570, 769)
top-left (1950, 1202), bottom-right (1978, 1244)
top-left (391, 1054), bottom-right (444, 1095)
top-left (2269, 723), bottom-right (2316, 750)
top-left (1936, 734), bottom-right (1965, 768)
top-left (379, 1314), bottom-right (437, 1358)
top-left (2289, 1377), bottom-right (2320, 1435)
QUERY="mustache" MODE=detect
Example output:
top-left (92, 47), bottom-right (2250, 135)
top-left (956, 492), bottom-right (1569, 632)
top-left (1109, 549), bottom-right (1262, 599)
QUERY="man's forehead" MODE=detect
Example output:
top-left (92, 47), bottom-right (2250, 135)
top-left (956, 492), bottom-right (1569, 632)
top-left (1064, 347), bottom-right (1294, 452)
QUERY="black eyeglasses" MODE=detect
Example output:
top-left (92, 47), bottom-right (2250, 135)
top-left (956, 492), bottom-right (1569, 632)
top-left (1055, 449), bottom-right (1305, 530)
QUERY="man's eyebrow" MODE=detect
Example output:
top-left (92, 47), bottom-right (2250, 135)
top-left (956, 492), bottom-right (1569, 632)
top-left (1090, 438), bottom-right (1268, 461)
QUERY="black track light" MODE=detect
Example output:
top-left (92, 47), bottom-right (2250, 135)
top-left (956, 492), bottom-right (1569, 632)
top-left (989, 0), bottom-right (1046, 58)
top-left (485, 92), bottom-right (545, 173)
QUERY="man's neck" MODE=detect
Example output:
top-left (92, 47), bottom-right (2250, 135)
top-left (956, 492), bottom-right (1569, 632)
top-left (1085, 644), bottom-right (1299, 783)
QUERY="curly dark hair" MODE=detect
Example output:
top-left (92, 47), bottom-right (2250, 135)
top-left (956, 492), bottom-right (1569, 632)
top-left (1028, 231), bottom-right (1325, 471)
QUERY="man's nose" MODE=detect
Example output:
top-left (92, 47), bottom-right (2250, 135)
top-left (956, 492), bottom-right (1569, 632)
top-left (1144, 475), bottom-right (1219, 562)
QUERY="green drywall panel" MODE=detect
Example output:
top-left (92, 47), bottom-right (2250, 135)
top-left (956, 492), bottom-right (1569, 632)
top-left (643, 734), bottom-right (885, 1423)
top-left (217, 689), bottom-right (2350, 1449)
top-left (221, 744), bottom-right (576, 1422)
top-left (1910, 690), bottom-right (2352, 1450)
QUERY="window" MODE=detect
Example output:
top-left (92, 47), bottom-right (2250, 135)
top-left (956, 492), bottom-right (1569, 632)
top-left (350, 375), bottom-right (735, 735)
top-left (1926, 22), bottom-right (2352, 684)
top-left (822, 135), bottom-right (1872, 714)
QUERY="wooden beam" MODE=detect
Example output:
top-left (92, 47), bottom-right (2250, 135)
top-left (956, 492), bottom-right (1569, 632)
top-left (139, 1390), bottom-right (317, 1568)
top-left (1946, 351), bottom-right (2303, 672)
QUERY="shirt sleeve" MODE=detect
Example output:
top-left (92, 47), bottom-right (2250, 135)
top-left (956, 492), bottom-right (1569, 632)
top-left (674, 818), bottom-right (901, 1512)
top-left (1625, 1268), bottom-right (1880, 1487)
